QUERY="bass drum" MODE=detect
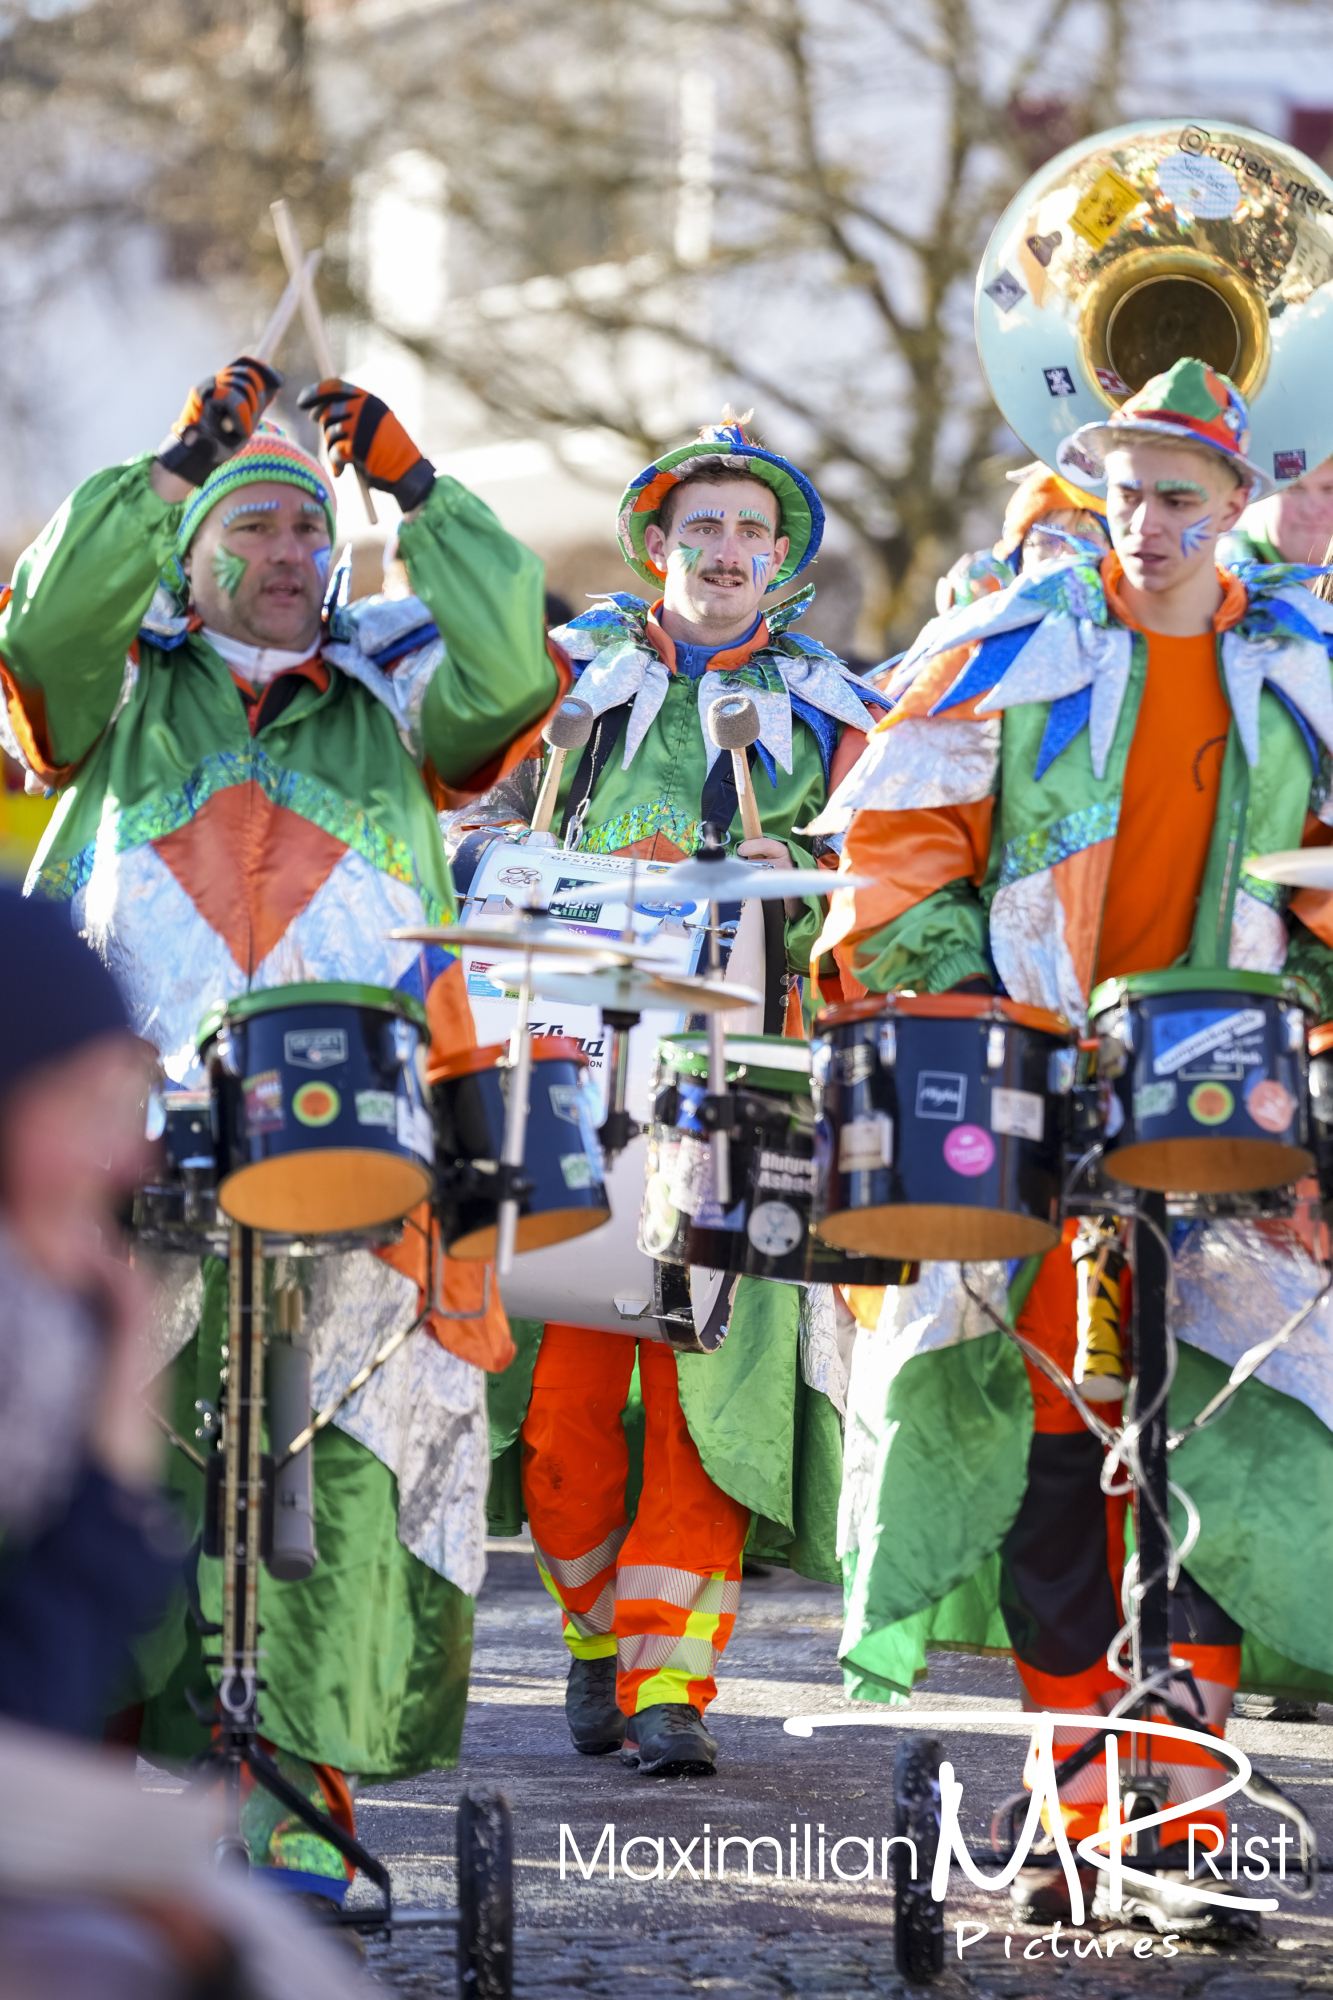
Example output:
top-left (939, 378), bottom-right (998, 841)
top-left (453, 834), bottom-right (767, 1339)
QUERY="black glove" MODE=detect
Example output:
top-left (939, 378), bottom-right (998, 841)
top-left (297, 379), bottom-right (435, 512)
top-left (156, 357), bottom-right (284, 487)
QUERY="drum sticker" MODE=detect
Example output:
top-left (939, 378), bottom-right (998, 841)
top-left (943, 1124), bottom-right (995, 1176)
top-left (1188, 1081), bottom-right (1234, 1126)
top-left (838, 1115), bottom-right (892, 1172)
top-left (1151, 1007), bottom-right (1266, 1080)
top-left (639, 1175), bottom-right (681, 1257)
top-left (990, 1088), bottom-right (1044, 1141)
top-left (1244, 1073), bottom-right (1296, 1134)
top-left (916, 1071), bottom-right (967, 1121)
top-left (243, 1070), bottom-right (284, 1135)
top-left (559, 1153), bottom-right (594, 1190)
top-left (747, 1201), bottom-right (805, 1257)
top-left (466, 960), bottom-right (506, 999)
top-left (835, 1043), bottom-right (875, 1085)
top-left (292, 1080), bottom-right (340, 1128)
top-left (1133, 1080), bottom-right (1177, 1121)
top-left (396, 1100), bottom-right (433, 1159)
top-left (694, 1196), bottom-right (746, 1232)
top-left (756, 1149), bottom-right (816, 1195)
top-left (552, 876), bottom-right (619, 929)
top-left (355, 1090), bottom-right (396, 1129)
top-left (283, 1028), bottom-right (348, 1071)
top-left (549, 1085), bottom-right (582, 1123)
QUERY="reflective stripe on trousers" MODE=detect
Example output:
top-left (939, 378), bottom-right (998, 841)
top-left (521, 1323), bottom-right (750, 1715)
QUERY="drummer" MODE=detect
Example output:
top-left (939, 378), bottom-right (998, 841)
top-left (0, 357), bottom-right (565, 1898)
top-left (496, 414), bottom-right (888, 1777)
top-left (815, 359), bottom-right (1333, 1929)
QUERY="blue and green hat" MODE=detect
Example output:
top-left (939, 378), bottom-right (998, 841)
top-left (177, 424), bottom-right (336, 553)
top-left (617, 417), bottom-right (824, 593)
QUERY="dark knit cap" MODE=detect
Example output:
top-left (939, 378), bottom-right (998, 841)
top-left (0, 888), bottom-right (130, 1100)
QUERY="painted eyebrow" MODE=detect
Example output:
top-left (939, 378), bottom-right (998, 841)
top-left (300, 500), bottom-right (328, 518)
top-left (1156, 479), bottom-right (1208, 499)
top-left (221, 501), bottom-right (280, 528)
top-left (680, 506), bottom-right (726, 527)
top-left (1115, 477), bottom-right (1143, 491)
top-left (738, 506), bottom-right (773, 525)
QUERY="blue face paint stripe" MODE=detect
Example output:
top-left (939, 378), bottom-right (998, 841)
top-left (1180, 515), bottom-right (1213, 555)
top-left (680, 507), bottom-right (725, 528)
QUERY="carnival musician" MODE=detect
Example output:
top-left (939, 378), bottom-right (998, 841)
top-left (490, 417), bottom-right (887, 1776)
top-left (0, 358), bottom-right (564, 1901)
top-left (815, 360), bottom-right (1333, 1932)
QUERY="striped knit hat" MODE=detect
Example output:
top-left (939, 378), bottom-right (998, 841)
top-left (177, 425), bottom-right (335, 552)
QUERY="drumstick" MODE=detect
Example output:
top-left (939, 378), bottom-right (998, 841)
top-left (531, 696), bottom-right (594, 834)
top-left (252, 249), bottom-right (321, 366)
top-left (496, 950), bottom-right (536, 1276)
top-left (270, 199), bottom-right (379, 527)
top-left (708, 694), bottom-right (764, 842)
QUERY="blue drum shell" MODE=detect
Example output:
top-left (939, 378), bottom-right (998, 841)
top-left (434, 1040), bottom-right (609, 1259)
top-left (811, 998), bottom-right (1073, 1263)
top-left (201, 986), bottom-right (433, 1236)
top-left (1091, 977), bottom-right (1312, 1195)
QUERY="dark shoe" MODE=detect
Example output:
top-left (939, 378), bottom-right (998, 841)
top-left (620, 1703), bottom-right (717, 1776)
top-left (1092, 1845), bottom-right (1261, 1938)
top-left (1232, 1692), bottom-right (1321, 1723)
top-left (1009, 1855), bottom-right (1096, 1923)
top-left (565, 1656), bottom-right (625, 1756)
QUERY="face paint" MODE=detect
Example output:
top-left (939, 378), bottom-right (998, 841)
top-left (210, 544), bottom-right (249, 597)
top-left (738, 506), bottom-right (772, 526)
top-left (750, 552), bottom-right (772, 589)
top-left (312, 546), bottom-right (332, 585)
top-left (1180, 515), bottom-right (1213, 556)
top-left (680, 507), bottom-right (725, 529)
top-left (668, 541), bottom-right (704, 574)
top-left (1156, 479), bottom-right (1208, 500)
top-left (301, 500), bottom-right (327, 518)
top-left (1117, 477), bottom-right (1143, 492)
top-left (221, 500), bottom-right (279, 529)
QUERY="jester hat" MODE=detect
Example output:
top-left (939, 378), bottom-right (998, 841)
top-left (617, 417), bottom-right (824, 593)
top-left (177, 425), bottom-right (337, 553)
top-left (1057, 358), bottom-right (1272, 497)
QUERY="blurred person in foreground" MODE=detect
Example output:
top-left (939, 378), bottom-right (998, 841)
top-left (1221, 450), bottom-right (1333, 569)
top-left (0, 884), bottom-right (182, 1735)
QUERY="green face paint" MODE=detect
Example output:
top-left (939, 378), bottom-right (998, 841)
top-left (738, 506), bottom-right (772, 526)
top-left (211, 544), bottom-right (249, 598)
top-left (1155, 479), bottom-right (1208, 500)
top-left (669, 542), bottom-right (704, 574)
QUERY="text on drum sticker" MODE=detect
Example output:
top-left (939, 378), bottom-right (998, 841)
top-left (990, 1088), bottom-right (1044, 1141)
top-left (839, 1115), bottom-right (892, 1171)
top-left (1152, 1008), bottom-right (1266, 1077)
top-left (916, 1072), bottom-right (967, 1121)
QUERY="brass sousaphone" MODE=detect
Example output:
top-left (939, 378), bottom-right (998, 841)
top-left (975, 119), bottom-right (1333, 488)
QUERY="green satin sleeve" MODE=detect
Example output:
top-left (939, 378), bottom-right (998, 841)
top-left (399, 474), bottom-right (559, 788)
top-left (847, 876), bottom-right (994, 995)
top-left (0, 454), bottom-right (182, 768)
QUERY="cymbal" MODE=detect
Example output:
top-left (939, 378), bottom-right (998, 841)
top-left (1246, 850), bottom-right (1333, 890)
top-left (488, 956), bottom-right (763, 1014)
top-left (550, 859), bottom-right (875, 906)
top-left (389, 918), bottom-right (641, 958)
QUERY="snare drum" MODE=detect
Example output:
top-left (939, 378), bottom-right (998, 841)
top-left (812, 995), bottom-right (1076, 1261)
top-left (642, 1033), bottom-right (919, 1286)
top-left (1089, 970), bottom-right (1313, 1193)
top-left (199, 983), bottom-right (434, 1234)
top-left (433, 1036), bottom-right (609, 1259)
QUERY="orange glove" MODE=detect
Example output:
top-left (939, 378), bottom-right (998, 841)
top-left (297, 379), bottom-right (435, 511)
top-left (155, 357), bottom-right (283, 487)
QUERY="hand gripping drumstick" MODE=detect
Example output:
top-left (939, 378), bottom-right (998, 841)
top-left (270, 199), bottom-right (379, 527)
top-left (530, 695), bottom-right (594, 834)
top-left (708, 693), bottom-right (764, 841)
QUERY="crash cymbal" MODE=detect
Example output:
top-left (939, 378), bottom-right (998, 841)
top-left (389, 918), bottom-right (638, 958)
top-left (1246, 850), bottom-right (1333, 890)
top-left (488, 957), bottom-right (763, 1014)
top-left (549, 859), bottom-right (875, 905)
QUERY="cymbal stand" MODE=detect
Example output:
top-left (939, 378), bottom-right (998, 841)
top-left (695, 826), bottom-right (733, 1205)
top-left (496, 948), bottom-right (536, 1275)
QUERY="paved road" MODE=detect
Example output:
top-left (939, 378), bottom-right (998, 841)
top-left (354, 1535), bottom-right (1333, 1997)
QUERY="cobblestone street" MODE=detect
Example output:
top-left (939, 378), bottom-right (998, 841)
top-left (350, 1537), bottom-right (1333, 1998)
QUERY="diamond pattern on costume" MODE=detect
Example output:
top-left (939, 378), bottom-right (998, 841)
top-left (153, 783), bottom-right (348, 972)
top-left (999, 801), bottom-right (1119, 890)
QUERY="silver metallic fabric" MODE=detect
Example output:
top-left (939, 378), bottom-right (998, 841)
top-left (804, 714), bottom-right (999, 833)
top-left (1172, 1220), bottom-right (1333, 1436)
top-left (1228, 886), bottom-right (1289, 974)
top-left (798, 1282), bottom-right (856, 1417)
top-left (989, 868), bottom-right (1089, 1025)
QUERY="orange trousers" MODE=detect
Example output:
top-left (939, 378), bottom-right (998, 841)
top-left (1009, 1230), bottom-right (1240, 1845)
top-left (520, 1324), bottom-right (751, 1716)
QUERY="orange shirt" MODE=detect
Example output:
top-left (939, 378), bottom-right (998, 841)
top-left (1093, 560), bottom-right (1246, 984)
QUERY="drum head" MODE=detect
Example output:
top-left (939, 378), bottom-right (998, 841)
top-left (447, 1203), bottom-right (611, 1261)
top-left (218, 1150), bottom-right (431, 1234)
top-left (817, 1203), bottom-right (1060, 1262)
top-left (1101, 1136), bottom-right (1314, 1194)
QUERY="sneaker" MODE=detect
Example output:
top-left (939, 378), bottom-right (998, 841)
top-left (620, 1703), bottom-right (717, 1776)
top-left (565, 1656), bottom-right (625, 1756)
top-left (1091, 1845), bottom-right (1262, 1939)
top-left (1232, 1693), bottom-right (1321, 1723)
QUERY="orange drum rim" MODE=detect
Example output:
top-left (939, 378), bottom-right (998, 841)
top-left (428, 1033), bottom-right (591, 1086)
top-left (1311, 1022), bottom-right (1333, 1058)
top-left (530, 1035), bottom-right (590, 1066)
top-left (815, 991), bottom-right (1073, 1038)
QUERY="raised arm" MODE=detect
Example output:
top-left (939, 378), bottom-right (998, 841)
top-left (299, 379), bottom-right (559, 789)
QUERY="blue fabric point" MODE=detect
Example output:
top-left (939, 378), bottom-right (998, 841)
top-left (1035, 684), bottom-right (1093, 780)
top-left (395, 945), bottom-right (457, 1004)
top-left (929, 623), bottom-right (1036, 716)
top-left (789, 693), bottom-right (839, 784)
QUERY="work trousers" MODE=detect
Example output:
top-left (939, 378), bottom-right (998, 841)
top-left (520, 1324), bottom-right (751, 1716)
top-left (1003, 1233), bottom-right (1240, 1843)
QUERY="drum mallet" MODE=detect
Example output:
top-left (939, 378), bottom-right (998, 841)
top-left (708, 693), bottom-right (764, 842)
top-left (530, 695), bottom-right (594, 839)
top-left (270, 198), bottom-right (379, 527)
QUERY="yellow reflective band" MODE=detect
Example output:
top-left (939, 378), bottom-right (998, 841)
top-left (632, 1667), bottom-right (699, 1712)
top-left (563, 1626), bottom-right (617, 1662)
